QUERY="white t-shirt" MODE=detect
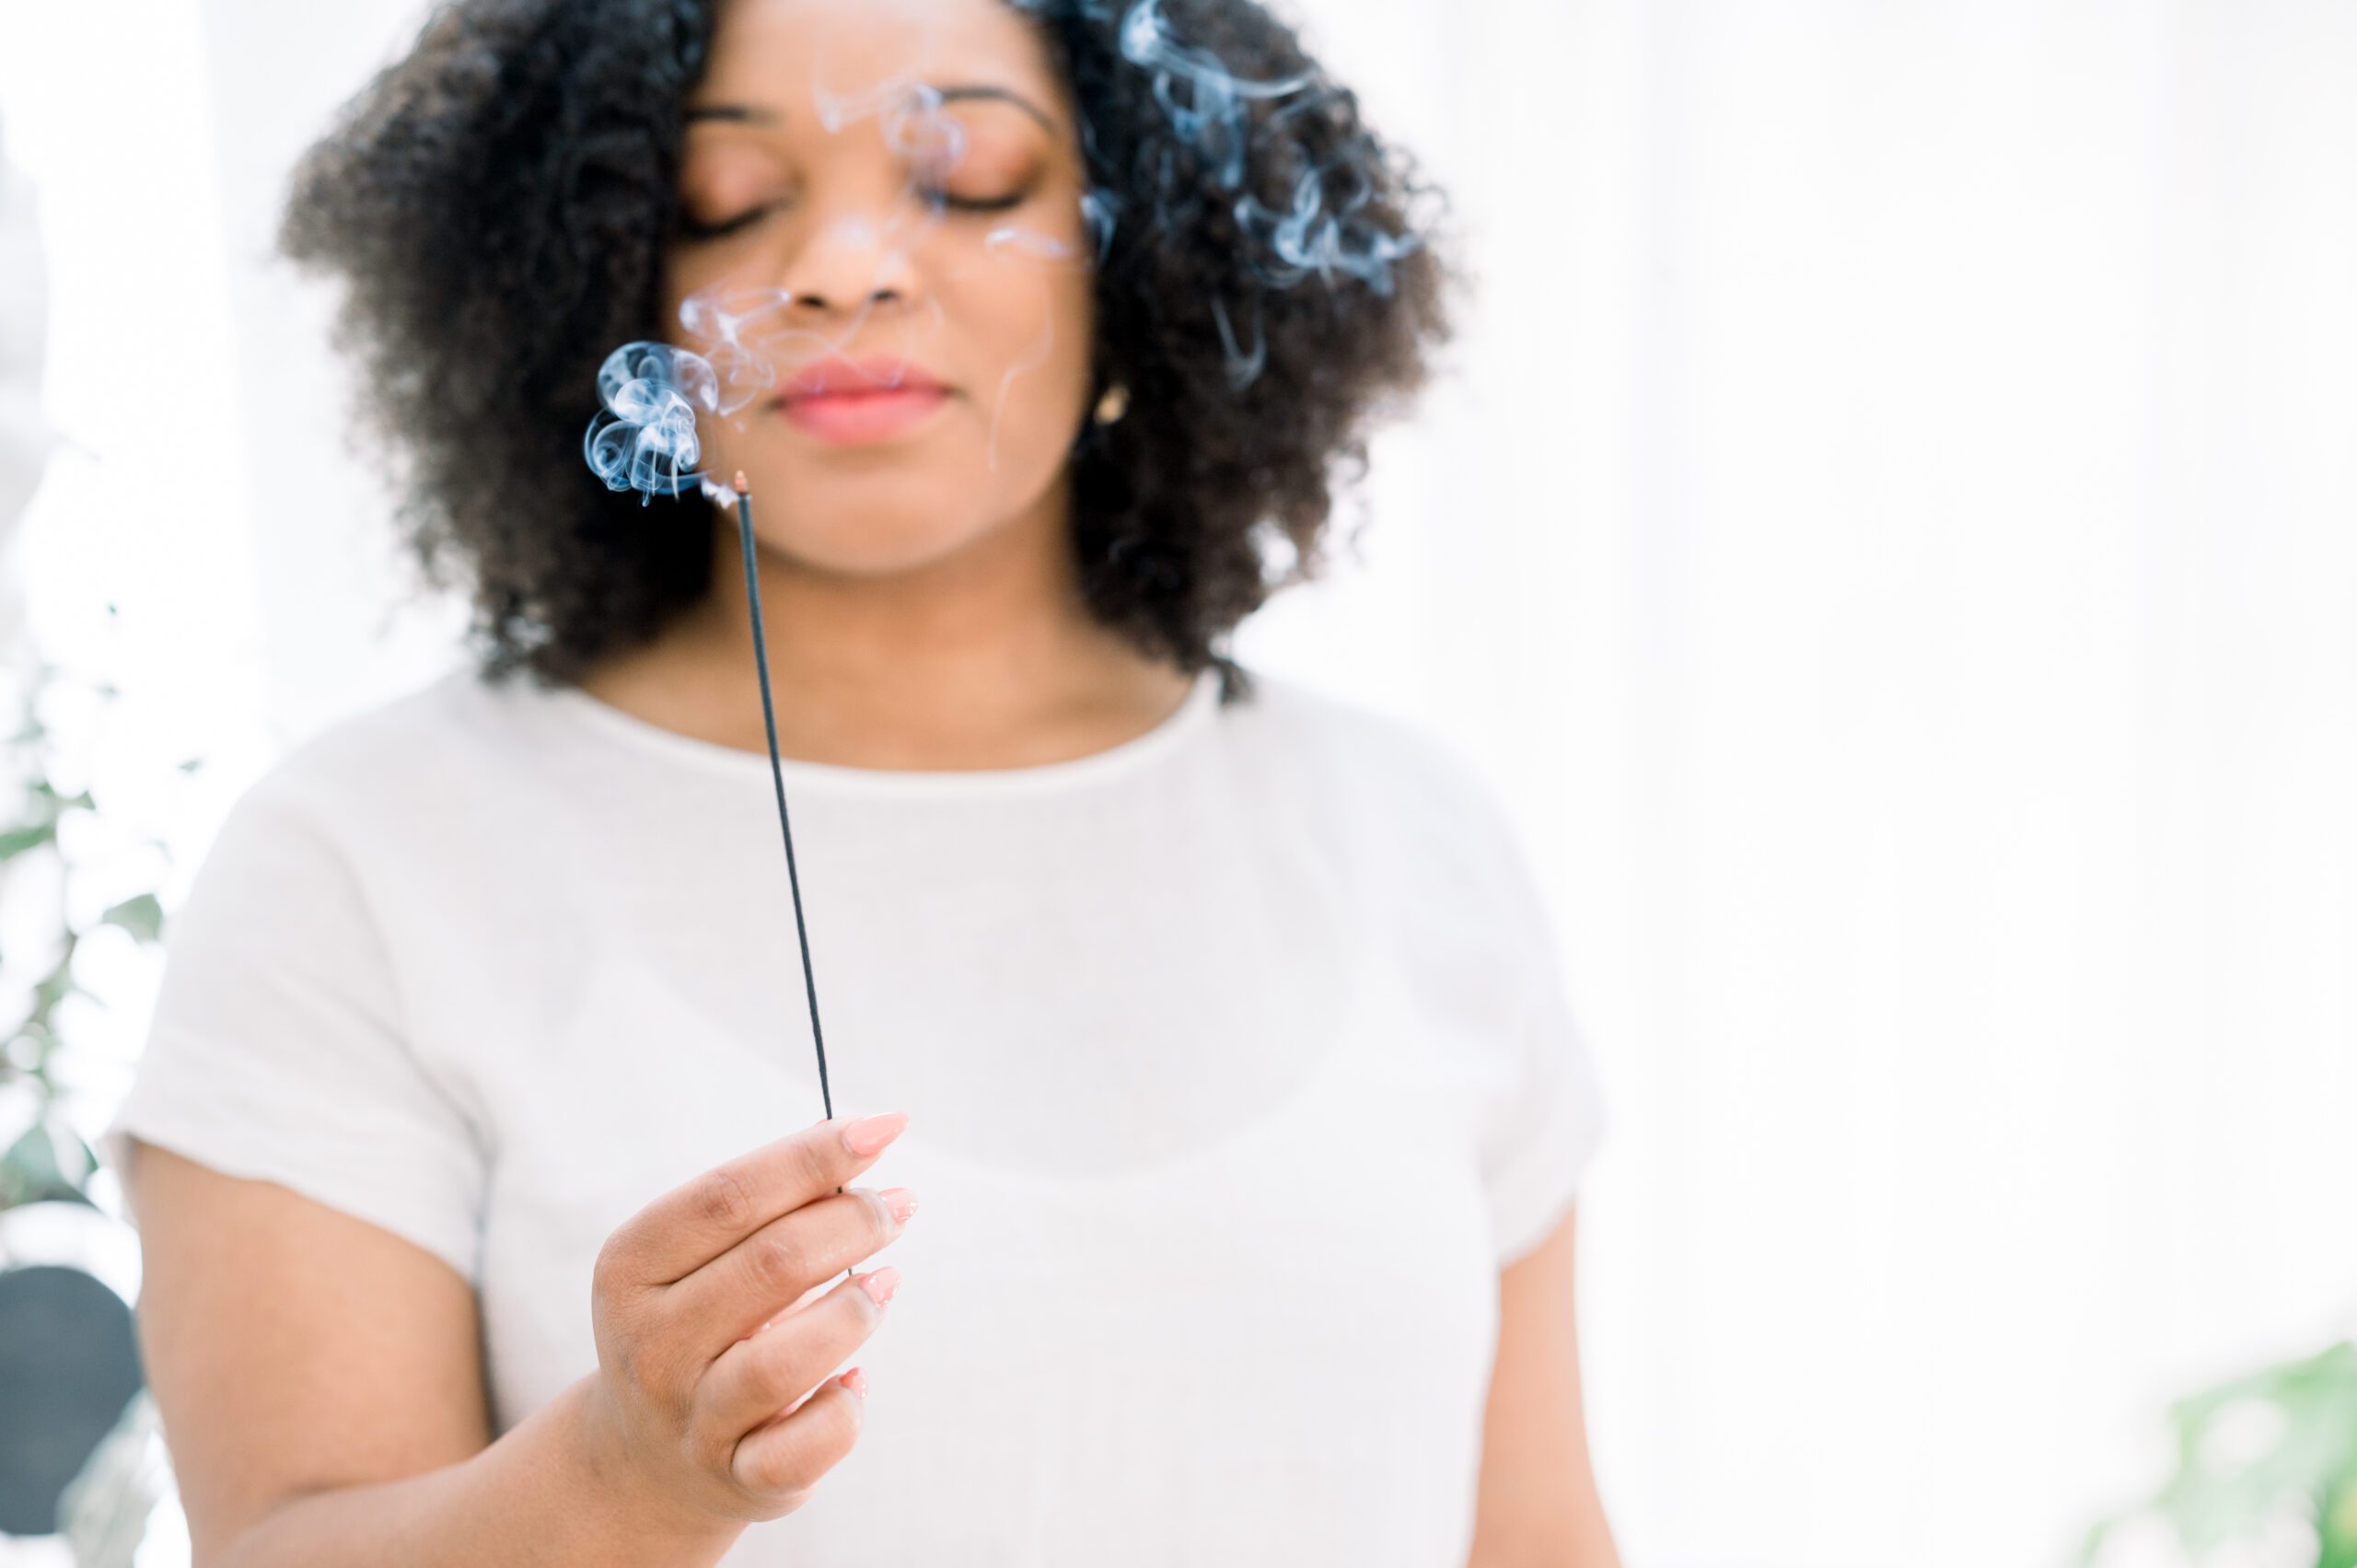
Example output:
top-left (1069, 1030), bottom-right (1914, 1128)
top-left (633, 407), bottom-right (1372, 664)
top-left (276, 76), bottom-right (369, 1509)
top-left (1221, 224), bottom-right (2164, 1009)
top-left (101, 658), bottom-right (1610, 1567)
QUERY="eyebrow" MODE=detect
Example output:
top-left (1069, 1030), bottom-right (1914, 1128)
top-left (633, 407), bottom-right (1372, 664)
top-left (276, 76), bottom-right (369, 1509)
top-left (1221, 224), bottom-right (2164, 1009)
top-left (684, 103), bottom-right (778, 126)
top-left (684, 84), bottom-right (1061, 136)
top-left (934, 85), bottom-right (1059, 136)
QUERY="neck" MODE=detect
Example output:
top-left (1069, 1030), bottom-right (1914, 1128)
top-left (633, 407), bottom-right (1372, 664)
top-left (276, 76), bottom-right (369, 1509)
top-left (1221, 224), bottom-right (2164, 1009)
top-left (582, 481), bottom-right (1195, 772)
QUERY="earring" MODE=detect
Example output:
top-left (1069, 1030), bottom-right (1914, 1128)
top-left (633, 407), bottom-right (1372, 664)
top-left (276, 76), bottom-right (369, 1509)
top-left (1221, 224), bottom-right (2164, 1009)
top-left (1093, 382), bottom-right (1131, 425)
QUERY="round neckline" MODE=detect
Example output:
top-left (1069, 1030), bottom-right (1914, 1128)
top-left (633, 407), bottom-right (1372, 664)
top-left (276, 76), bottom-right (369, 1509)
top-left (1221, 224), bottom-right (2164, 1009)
top-left (542, 665), bottom-right (1224, 798)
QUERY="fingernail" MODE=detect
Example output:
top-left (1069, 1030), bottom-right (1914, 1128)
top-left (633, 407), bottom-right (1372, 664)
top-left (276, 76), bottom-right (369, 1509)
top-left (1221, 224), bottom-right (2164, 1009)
top-left (841, 1111), bottom-right (909, 1158)
top-left (839, 1366), bottom-right (868, 1400)
top-left (879, 1187), bottom-right (919, 1225)
top-left (859, 1265), bottom-right (901, 1307)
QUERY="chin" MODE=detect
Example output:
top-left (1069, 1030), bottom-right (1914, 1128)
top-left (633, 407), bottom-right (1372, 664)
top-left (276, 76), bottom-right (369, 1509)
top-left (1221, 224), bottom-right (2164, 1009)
top-left (729, 451), bottom-right (1057, 573)
top-left (741, 494), bottom-right (1008, 577)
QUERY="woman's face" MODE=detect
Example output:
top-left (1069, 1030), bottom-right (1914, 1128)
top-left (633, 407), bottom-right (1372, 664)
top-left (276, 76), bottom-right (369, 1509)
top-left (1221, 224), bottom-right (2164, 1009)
top-left (666, 0), bottom-right (1097, 574)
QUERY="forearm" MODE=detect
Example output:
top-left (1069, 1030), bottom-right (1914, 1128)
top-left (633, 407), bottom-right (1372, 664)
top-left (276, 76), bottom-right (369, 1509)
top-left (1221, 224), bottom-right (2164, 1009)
top-left (217, 1376), bottom-right (745, 1568)
top-left (1466, 1535), bottom-right (1622, 1568)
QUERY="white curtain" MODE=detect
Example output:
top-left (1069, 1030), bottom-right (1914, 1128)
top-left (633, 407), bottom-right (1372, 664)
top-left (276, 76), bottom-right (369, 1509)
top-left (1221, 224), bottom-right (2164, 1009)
top-left (1267, 3), bottom-right (2356, 1565)
top-left (0, 114), bottom-right (52, 658)
top-left (12, 1), bottom-right (2353, 1564)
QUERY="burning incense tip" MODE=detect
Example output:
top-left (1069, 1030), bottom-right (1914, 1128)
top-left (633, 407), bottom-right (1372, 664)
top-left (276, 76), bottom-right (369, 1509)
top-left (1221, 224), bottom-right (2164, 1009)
top-left (733, 470), bottom-right (751, 495)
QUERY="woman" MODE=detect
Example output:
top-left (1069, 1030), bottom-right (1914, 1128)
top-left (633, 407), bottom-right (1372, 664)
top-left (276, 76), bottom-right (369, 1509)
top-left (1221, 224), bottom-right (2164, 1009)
top-left (104, 0), bottom-right (1619, 1562)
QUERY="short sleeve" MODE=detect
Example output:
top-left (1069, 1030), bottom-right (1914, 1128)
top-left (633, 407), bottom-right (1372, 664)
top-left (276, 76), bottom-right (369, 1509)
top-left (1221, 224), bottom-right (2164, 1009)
top-left (99, 772), bottom-right (489, 1285)
top-left (1480, 956), bottom-right (1613, 1266)
top-left (1459, 780), bottom-right (1614, 1266)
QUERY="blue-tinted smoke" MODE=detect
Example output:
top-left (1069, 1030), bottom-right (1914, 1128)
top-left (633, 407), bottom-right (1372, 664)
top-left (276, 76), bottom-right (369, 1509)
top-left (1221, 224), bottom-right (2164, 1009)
top-left (1111, 0), bottom-right (1314, 191)
top-left (584, 342), bottom-right (721, 502)
top-left (677, 287), bottom-right (806, 414)
top-left (584, 0), bottom-right (1426, 498)
top-left (1209, 295), bottom-right (1265, 389)
top-left (1234, 159), bottom-right (1418, 296)
top-left (1081, 188), bottom-right (1121, 263)
top-left (1016, 0), bottom-right (1426, 386)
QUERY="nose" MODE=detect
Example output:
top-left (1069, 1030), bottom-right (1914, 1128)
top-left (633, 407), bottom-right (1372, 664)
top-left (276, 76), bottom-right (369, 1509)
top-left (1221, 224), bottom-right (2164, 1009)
top-left (778, 207), bottom-right (927, 324)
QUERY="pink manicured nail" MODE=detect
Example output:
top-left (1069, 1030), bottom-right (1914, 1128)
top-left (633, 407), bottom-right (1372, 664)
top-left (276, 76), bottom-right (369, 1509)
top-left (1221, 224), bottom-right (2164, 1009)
top-left (859, 1266), bottom-right (901, 1307)
top-left (839, 1366), bottom-right (868, 1400)
top-left (879, 1187), bottom-right (919, 1225)
top-left (841, 1111), bottom-right (909, 1157)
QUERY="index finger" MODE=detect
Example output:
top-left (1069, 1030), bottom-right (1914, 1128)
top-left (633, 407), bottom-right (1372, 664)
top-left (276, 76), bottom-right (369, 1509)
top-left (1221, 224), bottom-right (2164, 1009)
top-left (611, 1111), bottom-right (910, 1288)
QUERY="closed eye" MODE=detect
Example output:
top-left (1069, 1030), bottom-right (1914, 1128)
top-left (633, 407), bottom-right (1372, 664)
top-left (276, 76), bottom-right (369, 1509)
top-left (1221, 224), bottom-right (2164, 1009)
top-left (679, 183), bottom-right (1032, 240)
top-left (925, 189), bottom-right (1030, 215)
top-left (678, 205), bottom-right (777, 241)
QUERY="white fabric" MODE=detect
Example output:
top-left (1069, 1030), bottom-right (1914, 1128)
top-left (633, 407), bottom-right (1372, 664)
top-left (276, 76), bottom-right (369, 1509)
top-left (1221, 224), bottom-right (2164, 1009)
top-left (100, 658), bottom-right (1608, 1566)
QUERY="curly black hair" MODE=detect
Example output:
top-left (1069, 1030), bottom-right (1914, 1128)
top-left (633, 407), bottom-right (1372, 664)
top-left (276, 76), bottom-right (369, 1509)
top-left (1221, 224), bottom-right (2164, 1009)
top-left (279, 0), bottom-right (1457, 701)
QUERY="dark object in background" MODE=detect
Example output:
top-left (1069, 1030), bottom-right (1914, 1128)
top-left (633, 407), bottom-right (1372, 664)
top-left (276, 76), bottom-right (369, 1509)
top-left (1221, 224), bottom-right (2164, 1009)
top-left (0, 1262), bottom-right (144, 1535)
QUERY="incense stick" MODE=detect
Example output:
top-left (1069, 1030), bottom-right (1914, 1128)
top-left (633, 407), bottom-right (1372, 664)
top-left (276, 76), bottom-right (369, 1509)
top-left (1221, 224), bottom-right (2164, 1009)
top-left (730, 470), bottom-right (855, 1277)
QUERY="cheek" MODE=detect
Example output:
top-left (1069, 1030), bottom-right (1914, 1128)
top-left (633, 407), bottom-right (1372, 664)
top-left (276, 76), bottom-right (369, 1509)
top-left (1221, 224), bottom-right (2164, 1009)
top-left (954, 254), bottom-right (1096, 417)
top-left (657, 247), bottom-right (717, 333)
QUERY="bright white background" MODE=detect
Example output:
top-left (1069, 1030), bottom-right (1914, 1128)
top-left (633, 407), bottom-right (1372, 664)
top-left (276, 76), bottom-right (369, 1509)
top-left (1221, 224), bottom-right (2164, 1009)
top-left (3, 2), bottom-right (2353, 1565)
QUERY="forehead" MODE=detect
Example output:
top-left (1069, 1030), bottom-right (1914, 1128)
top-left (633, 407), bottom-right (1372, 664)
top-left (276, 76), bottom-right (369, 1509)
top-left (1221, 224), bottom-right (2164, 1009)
top-left (701, 0), bottom-right (1062, 113)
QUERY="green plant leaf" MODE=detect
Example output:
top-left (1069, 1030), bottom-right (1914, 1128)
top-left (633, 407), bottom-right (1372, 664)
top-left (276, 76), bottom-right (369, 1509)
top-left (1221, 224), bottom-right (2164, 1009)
top-left (4, 1123), bottom-right (62, 1209)
top-left (30, 965), bottom-right (85, 1013)
top-left (0, 821), bottom-right (57, 861)
top-left (2320, 1471), bottom-right (2357, 1568)
top-left (99, 893), bottom-right (166, 945)
top-left (2124, 1342), bottom-right (2357, 1555)
top-left (2072, 1511), bottom-right (2120, 1568)
top-left (0, 1121), bottom-right (99, 1211)
top-left (4, 1121), bottom-right (60, 1181)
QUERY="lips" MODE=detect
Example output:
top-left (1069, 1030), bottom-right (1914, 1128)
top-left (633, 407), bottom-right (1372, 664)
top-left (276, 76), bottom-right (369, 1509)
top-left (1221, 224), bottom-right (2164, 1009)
top-left (774, 356), bottom-right (953, 445)
top-left (779, 356), bottom-right (947, 401)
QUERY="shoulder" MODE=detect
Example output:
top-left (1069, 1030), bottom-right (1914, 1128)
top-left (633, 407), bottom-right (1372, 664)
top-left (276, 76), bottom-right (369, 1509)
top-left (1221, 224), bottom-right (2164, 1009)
top-left (1217, 664), bottom-right (1541, 926)
top-left (277, 663), bottom-right (521, 777)
top-left (211, 665), bottom-right (532, 859)
top-left (1222, 665), bottom-right (1459, 777)
top-left (1225, 665), bottom-right (1523, 843)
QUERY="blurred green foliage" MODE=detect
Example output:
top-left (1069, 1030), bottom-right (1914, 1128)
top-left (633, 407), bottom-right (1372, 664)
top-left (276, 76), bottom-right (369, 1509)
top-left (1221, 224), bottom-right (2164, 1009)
top-left (2080, 1340), bottom-right (2357, 1568)
top-left (2, 644), bottom-right (199, 1212)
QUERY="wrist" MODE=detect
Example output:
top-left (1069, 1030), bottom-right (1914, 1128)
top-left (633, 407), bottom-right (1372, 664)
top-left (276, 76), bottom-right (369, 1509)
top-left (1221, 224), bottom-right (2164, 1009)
top-left (559, 1375), bottom-right (747, 1557)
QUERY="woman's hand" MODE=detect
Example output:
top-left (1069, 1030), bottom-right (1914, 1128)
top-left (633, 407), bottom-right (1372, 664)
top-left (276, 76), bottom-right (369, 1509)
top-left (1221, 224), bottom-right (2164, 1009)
top-left (577, 1110), bottom-right (917, 1532)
